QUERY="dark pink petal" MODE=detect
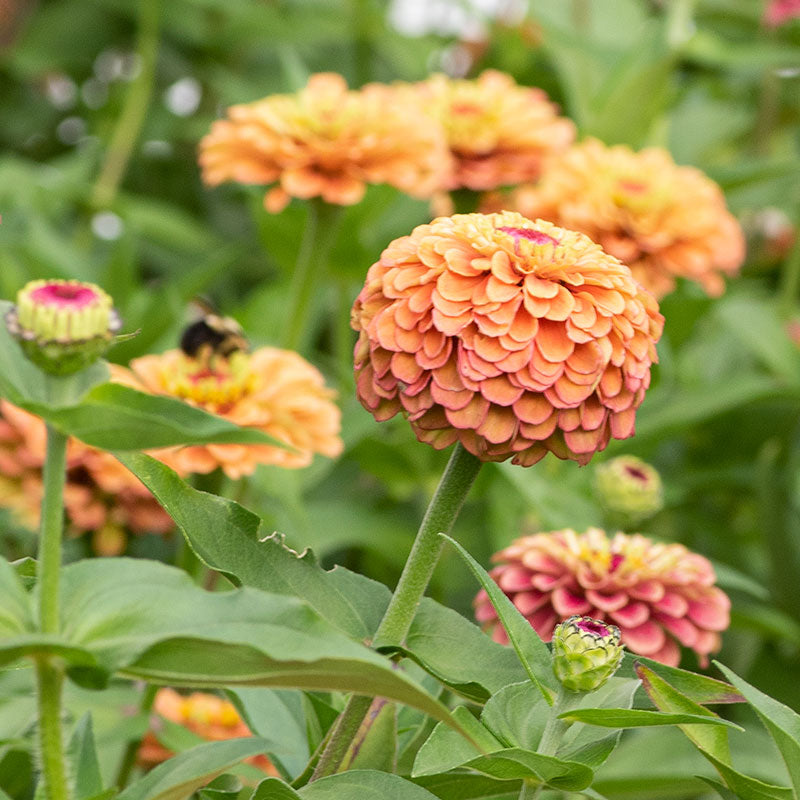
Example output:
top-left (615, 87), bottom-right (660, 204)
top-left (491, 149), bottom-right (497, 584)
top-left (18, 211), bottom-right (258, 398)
top-left (620, 620), bottom-right (666, 656)
top-left (552, 586), bottom-right (592, 616)
top-left (654, 591), bottom-right (689, 618)
top-left (646, 636), bottom-right (681, 667)
top-left (687, 590), bottom-right (730, 631)
top-left (496, 564), bottom-right (534, 592)
top-left (628, 580), bottom-right (665, 602)
top-left (655, 614), bottom-right (699, 647)
top-left (585, 589), bottom-right (629, 612)
top-left (513, 590), bottom-right (550, 616)
top-left (610, 601), bottom-right (650, 628)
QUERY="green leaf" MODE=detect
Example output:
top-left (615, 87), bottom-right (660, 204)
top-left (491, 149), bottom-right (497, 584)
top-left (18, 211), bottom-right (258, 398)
top-left (66, 714), bottom-right (103, 800)
top-left (27, 382), bottom-right (288, 450)
top-left (635, 663), bottom-right (731, 764)
top-left (343, 700), bottom-right (397, 773)
top-left (388, 600), bottom-right (528, 703)
top-left (698, 777), bottom-right (739, 800)
top-left (116, 452), bottom-right (382, 641)
top-left (299, 769), bottom-right (442, 800)
top-left (558, 708), bottom-right (742, 730)
top-left (57, 559), bottom-right (467, 737)
top-left (412, 706), bottom-right (503, 777)
top-left (462, 749), bottom-right (593, 791)
top-left (0, 557), bottom-right (33, 636)
top-left (617, 654), bottom-right (743, 704)
top-left (251, 778), bottom-right (302, 800)
top-left (411, 774), bottom-right (520, 800)
top-left (480, 682), bottom-right (548, 750)
top-left (117, 739), bottom-right (271, 800)
top-left (229, 689), bottom-right (310, 780)
top-left (440, 535), bottom-right (557, 704)
top-left (714, 662), bottom-right (800, 796)
top-left (701, 752), bottom-right (794, 800)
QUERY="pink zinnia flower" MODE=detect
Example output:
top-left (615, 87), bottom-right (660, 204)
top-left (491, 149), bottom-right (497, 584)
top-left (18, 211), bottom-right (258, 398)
top-left (474, 527), bottom-right (731, 666)
top-left (764, 0), bottom-right (800, 27)
top-left (352, 212), bottom-right (663, 466)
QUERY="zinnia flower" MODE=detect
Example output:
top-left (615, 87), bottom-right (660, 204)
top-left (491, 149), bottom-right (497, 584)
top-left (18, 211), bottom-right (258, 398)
top-left (352, 212), bottom-right (663, 466)
top-left (199, 72), bottom-right (451, 213)
top-left (417, 70), bottom-right (575, 192)
top-left (0, 400), bottom-right (173, 554)
top-left (138, 688), bottom-right (277, 775)
top-left (474, 527), bottom-right (731, 666)
top-left (486, 139), bottom-right (745, 298)
top-left (125, 348), bottom-right (343, 477)
top-left (764, 0), bottom-right (800, 27)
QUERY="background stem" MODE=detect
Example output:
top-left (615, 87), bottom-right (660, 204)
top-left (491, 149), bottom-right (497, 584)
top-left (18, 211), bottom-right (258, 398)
top-left (281, 199), bottom-right (344, 352)
top-left (90, 0), bottom-right (160, 209)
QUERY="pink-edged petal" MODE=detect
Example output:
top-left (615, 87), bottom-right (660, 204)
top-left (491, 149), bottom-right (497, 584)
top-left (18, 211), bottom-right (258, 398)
top-left (654, 591), bottom-right (689, 618)
top-left (655, 614), bottom-right (699, 647)
top-left (551, 586), bottom-right (592, 616)
top-left (585, 589), bottom-right (629, 613)
top-left (495, 564), bottom-right (534, 592)
top-left (646, 636), bottom-right (681, 667)
top-left (609, 601), bottom-right (650, 628)
top-left (620, 620), bottom-right (666, 656)
top-left (513, 590), bottom-right (550, 616)
top-left (687, 590), bottom-right (730, 631)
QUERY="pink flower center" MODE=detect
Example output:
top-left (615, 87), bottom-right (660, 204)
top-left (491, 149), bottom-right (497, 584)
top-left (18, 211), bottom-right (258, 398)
top-left (498, 226), bottom-right (558, 247)
top-left (30, 283), bottom-right (98, 309)
top-left (617, 179), bottom-right (647, 194)
top-left (576, 618), bottom-right (612, 637)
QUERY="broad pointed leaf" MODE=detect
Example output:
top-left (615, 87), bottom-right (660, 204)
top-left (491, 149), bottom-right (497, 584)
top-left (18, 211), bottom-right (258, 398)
top-left (715, 662), bottom-right (800, 796)
top-left (441, 535), bottom-right (557, 703)
top-left (67, 714), bottom-right (103, 800)
top-left (251, 779), bottom-right (302, 800)
top-left (558, 709), bottom-right (742, 730)
top-left (117, 739), bottom-right (270, 800)
top-left (300, 770), bottom-right (440, 799)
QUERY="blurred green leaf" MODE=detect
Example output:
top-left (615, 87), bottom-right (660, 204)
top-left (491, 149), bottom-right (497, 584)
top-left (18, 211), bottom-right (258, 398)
top-left (558, 708), bottom-right (742, 730)
top-left (66, 714), bottom-right (104, 800)
top-left (298, 770), bottom-right (441, 800)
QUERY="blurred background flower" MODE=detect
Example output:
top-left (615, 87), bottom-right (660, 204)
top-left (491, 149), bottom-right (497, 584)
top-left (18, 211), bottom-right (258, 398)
top-left (475, 527), bottom-right (731, 667)
top-left (484, 139), bottom-right (746, 299)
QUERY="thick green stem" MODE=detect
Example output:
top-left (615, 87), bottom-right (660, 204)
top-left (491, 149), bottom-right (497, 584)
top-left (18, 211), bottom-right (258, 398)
top-left (310, 695), bottom-right (373, 782)
top-left (38, 425), bottom-right (68, 635)
top-left (311, 443), bottom-right (482, 780)
top-left (281, 199), bottom-right (344, 352)
top-left (525, 686), bottom-right (576, 799)
top-left (372, 443), bottom-right (482, 648)
top-left (90, 0), bottom-right (160, 209)
top-left (36, 659), bottom-right (70, 800)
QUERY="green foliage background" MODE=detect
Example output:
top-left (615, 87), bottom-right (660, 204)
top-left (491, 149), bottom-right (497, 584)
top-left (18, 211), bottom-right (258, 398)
top-left (1, 0), bottom-right (800, 797)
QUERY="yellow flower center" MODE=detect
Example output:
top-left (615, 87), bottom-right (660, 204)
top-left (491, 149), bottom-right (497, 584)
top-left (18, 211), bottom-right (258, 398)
top-left (161, 352), bottom-right (257, 413)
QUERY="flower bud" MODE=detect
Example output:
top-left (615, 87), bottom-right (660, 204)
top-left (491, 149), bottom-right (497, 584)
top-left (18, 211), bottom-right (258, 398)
top-left (5, 280), bottom-right (121, 375)
top-left (593, 455), bottom-right (663, 526)
top-left (552, 615), bottom-right (624, 692)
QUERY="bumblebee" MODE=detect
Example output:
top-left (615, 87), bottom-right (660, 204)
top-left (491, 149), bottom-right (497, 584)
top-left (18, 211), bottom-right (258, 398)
top-left (180, 300), bottom-right (248, 361)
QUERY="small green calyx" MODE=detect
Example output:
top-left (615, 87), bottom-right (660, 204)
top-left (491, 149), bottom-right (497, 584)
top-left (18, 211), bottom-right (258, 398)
top-left (6, 279), bottom-right (122, 375)
top-left (593, 455), bottom-right (663, 526)
top-left (552, 615), bottom-right (624, 692)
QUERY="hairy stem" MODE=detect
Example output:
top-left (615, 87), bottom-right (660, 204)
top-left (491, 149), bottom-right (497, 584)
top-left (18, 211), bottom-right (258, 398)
top-left (36, 659), bottom-right (70, 800)
top-left (311, 443), bottom-right (482, 779)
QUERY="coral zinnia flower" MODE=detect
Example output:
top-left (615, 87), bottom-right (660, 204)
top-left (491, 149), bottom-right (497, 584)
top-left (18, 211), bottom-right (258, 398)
top-left (417, 70), bottom-right (575, 192)
top-left (486, 139), bottom-right (745, 299)
top-left (764, 0), bottom-right (800, 27)
top-left (0, 400), bottom-right (173, 552)
top-left (138, 688), bottom-right (277, 775)
top-left (474, 527), bottom-right (731, 666)
top-left (352, 212), bottom-right (663, 466)
top-left (126, 348), bottom-right (343, 478)
top-left (199, 73), bottom-right (451, 213)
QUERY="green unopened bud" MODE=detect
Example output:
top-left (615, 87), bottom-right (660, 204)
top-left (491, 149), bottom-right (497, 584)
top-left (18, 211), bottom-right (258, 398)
top-left (5, 280), bottom-right (121, 375)
top-left (552, 615), bottom-right (624, 692)
top-left (594, 455), bottom-right (663, 527)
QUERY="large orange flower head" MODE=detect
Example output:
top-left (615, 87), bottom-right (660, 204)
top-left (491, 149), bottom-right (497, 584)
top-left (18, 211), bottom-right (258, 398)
top-left (489, 139), bottom-right (745, 298)
top-left (126, 347), bottom-right (343, 478)
top-left (352, 212), bottom-right (663, 466)
top-left (417, 70), bottom-right (575, 192)
top-left (0, 400), bottom-right (173, 553)
top-left (199, 73), bottom-right (451, 213)
top-left (474, 528), bottom-right (730, 667)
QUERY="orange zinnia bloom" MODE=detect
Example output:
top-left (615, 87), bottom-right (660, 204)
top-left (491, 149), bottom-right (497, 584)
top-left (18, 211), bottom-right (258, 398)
top-left (352, 212), bottom-right (663, 466)
top-left (417, 70), bottom-right (575, 192)
top-left (487, 139), bottom-right (745, 298)
top-left (125, 348), bottom-right (342, 478)
top-left (199, 73), bottom-right (451, 213)
top-left (475, 528), bottom-right (731, 667)
top-left (0, 400), bottom-right (172, 553)
top-left (138, 688), bottom-right (277, 775)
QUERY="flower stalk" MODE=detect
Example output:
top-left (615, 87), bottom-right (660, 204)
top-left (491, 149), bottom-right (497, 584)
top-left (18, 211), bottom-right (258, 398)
top-left (282, 199), bottom-right (344, 352)
top-left (312, 442), bottom-right (482, 779)
top-left (36, 423), bottom-right (70, 800)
